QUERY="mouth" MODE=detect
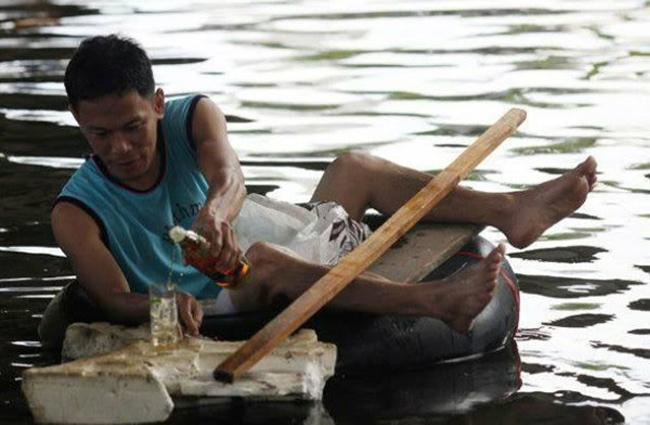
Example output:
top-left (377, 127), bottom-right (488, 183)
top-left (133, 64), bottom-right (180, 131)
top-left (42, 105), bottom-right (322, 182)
top-left (112, 156), bottom-right (144, 173)
top-left (117, 157), bottom-right (141, 167)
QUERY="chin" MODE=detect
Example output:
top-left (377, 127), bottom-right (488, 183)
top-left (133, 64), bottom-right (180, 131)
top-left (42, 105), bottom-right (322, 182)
top-left (109, 165), bottom-right (146, 182)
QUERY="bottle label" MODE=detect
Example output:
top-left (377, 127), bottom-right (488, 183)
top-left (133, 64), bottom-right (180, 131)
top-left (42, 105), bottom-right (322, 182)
top-left (170, 226), bottom-right (251, 288)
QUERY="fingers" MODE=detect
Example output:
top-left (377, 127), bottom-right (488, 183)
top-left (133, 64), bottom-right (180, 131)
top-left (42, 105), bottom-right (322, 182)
top-left (192, 297), bottom-right (204, 329)
top-left (195, 219), bottom-right (242, 270)
top-left (176, 292), bottom-right (203, 336)
top-left (212, 222), bottom-right (238, 266)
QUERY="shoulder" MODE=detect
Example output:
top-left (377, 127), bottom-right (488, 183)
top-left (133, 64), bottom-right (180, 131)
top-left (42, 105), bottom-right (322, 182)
top-left (190, 97), bottom-right (228, 148)
top-left (192, 96), bottom-right (225, 121)
top-left (164, 94), bottom-right (206, 121)
top-left (52, 199), bottom-right (93, 224)
top-left (54, 160), bottom-right (108, 245)
top-left (51, 200), bottom-right (104, 251)
top-left (162, 94), bottom-right (211, 151)
top-left (56, 158), bottom-right (105, 210)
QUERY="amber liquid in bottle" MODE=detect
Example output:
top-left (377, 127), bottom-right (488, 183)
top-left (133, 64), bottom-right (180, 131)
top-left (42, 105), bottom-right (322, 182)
top-left (169, 226), bottom-right (250, 288)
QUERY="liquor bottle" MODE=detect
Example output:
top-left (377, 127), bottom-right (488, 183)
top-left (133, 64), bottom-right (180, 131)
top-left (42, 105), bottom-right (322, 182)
top-left (168, 226), bottom-right (250, 288)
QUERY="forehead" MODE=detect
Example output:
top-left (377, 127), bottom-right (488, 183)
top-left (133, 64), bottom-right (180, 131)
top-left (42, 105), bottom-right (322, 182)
top-left (75, 91), bottom-right (154, 126)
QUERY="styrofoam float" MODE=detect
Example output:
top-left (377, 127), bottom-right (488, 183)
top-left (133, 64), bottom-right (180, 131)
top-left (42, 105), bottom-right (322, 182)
top-left (23, 324), bottom-right (336, 424)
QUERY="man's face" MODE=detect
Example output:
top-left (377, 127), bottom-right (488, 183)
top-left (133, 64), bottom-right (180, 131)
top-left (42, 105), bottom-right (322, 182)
top-left (72, 89), bottom-right (165, 189)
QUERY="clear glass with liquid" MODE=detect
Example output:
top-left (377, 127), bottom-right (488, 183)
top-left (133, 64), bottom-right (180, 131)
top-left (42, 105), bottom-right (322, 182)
top-left (149, 281), bottom-right (180, 352)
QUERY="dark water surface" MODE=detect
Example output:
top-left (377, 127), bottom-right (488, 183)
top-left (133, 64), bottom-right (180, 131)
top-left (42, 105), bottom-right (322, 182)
top-left (1, 0), bottom-right (649, 423)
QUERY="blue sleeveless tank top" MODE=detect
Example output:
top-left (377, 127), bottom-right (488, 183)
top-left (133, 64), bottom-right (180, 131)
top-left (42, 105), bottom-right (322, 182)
top-left (56, 95), bottom-right (221, 299)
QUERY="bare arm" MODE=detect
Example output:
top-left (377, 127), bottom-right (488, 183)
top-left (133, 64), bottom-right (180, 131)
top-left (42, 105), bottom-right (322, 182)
top-left (52, 202), bottom-right (203, 334)
top-left (191, 97), bottom-right (247, 269)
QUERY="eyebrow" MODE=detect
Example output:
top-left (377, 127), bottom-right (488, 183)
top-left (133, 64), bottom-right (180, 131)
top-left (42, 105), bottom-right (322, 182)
top-left (86, 117), bottom-right (143, 132)
top-left (124, 117), bottom-right (143, 126)
top-left (87, 125), bottom-right (110, 133)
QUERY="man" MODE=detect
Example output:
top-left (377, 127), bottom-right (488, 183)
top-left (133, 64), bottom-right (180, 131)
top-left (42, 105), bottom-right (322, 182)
top-left (51, 35), bottom-right (597, 339)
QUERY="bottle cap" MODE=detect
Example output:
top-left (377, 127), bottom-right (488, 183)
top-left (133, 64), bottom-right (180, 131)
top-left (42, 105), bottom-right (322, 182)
top-left (169, 226), bottom-right (187, 243)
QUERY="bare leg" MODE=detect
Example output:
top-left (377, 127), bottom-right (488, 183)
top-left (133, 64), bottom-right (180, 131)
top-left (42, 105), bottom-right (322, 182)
top-left (311, 152), bottom-right (597, 248)
top-left (228, 242), bottom-right (505, 334)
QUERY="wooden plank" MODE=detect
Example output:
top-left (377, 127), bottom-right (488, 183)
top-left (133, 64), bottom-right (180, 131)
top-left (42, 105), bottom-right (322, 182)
top-left (368, 223), bottom-right (484, 283)
top-left (213, 108), bottom-right (527, 383)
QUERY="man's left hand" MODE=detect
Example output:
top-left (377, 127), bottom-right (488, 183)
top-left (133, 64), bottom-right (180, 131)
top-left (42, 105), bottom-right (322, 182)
top-left (192, 208), bottom-right (243, 272)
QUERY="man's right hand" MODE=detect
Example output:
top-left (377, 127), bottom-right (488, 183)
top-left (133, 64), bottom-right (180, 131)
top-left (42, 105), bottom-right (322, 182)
top-left (176, 291), bottom-right (204, 336)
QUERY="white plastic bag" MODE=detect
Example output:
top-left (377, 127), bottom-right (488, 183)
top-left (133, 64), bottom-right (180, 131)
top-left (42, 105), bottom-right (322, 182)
top-left (233, 194), bottom-right (370, 265)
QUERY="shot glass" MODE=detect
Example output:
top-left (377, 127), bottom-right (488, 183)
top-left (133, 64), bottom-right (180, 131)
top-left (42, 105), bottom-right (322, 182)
top-left (149, 282), bottom-right (180, 352)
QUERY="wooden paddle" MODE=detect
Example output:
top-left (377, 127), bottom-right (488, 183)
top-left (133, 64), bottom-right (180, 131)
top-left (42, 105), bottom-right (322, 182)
top-left (213, 108), bottom-right (527, 383)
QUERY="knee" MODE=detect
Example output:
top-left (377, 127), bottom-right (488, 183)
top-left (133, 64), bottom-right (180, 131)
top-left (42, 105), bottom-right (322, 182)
top-left (236, 242), bottom-right (274, 307)
top-left (244, 242), bottom-right (290, 307)
top-left (245, 242), bottom-right (276, 277)
top-left (325, 151), bottom-right (374, 180)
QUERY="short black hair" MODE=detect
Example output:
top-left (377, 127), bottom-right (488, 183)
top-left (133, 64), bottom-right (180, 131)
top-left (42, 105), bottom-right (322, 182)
top-left (64, 34), bottom-right (155, 109)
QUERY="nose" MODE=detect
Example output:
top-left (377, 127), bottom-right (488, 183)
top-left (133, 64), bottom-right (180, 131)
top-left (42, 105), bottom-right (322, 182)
top-left (108, 131), bottom-right (132, 157)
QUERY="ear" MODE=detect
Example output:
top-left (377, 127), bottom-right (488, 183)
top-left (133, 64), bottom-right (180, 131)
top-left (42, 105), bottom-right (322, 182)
top-left (154, 88), bottom-right (165, 119)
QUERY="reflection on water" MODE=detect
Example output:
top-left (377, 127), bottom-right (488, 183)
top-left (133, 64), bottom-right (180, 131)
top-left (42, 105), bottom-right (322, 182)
top-left (168, 396), bottom-right (626, 425)
top-left (1, 0), bottom-right (650, 423)
top-left (517, 274), bottom-right (643, 298)
top-left (324, 343), bottom-right (522, 420)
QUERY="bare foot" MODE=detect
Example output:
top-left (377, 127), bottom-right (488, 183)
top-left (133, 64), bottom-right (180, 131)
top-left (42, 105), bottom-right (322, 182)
top-left (423, 243), bottom-right (505, 334)
top-left (500, 156), bottom-right (597, 249)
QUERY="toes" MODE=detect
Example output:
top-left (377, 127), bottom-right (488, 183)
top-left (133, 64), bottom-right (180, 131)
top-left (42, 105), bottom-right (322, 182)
top-left (486, 270), bottom-right (498, 291)
top-left (576, 156), bottom-right (598, 175)
top-left (487, 243), bottom-right (506, 265)
top-left (575, 156), bottom-right (598, 191)
top-left (588, 173), bottom-right (598, 190)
